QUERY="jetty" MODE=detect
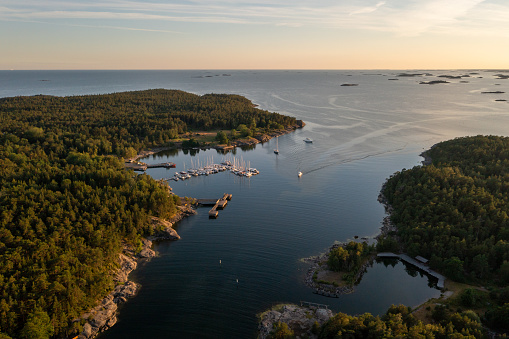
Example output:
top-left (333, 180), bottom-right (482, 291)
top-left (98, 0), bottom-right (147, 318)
top-left (313, 289), bottom-right (339, 298)
top-left (300, 301), bottom-right (329, 310)
top-left (125, 162), bottom-right (176, 172)
top-left (377, 253), bottom-right (445, 289)
top-left (196, 193), bottom-right (232, 218)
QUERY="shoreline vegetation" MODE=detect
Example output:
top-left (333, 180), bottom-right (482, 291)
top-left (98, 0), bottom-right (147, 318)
top-left (0, 89), bottom-right (301, 339)
top-left (75, 206), bottom-right (197, 339)
top-left (125, 121), bottom-right (303, 170)
top-left (260, 135), bottom-right (509, 339)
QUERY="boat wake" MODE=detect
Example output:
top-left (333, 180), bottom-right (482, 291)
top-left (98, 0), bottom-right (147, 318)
top-left (297, 144), bottom-right (408, 176)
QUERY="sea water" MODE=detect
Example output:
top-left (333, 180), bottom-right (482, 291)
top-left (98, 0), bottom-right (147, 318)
top-left (1, 70), bottom-right (508, 338)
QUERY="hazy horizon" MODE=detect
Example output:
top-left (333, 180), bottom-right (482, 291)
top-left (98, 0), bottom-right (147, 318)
top-left (2, 68), bottom-right (508, 71)
top-left (2, 0), bottom-right (508, 70)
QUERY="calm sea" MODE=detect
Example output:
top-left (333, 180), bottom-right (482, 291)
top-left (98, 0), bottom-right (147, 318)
top-left (1, 70), bottom-right (508, 338)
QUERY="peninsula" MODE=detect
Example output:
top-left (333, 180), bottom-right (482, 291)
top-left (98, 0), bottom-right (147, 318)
top-left (0, 89), bottom-right (300, 339)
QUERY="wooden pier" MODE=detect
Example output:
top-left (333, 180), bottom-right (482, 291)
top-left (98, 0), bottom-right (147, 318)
top-left (125, 162), bottom-right (176, 172)
top-left (313, 289), bottom-right (339, 298)
top-left (377, 252), bottom-right (445, 289)
top-left (300, 301), bottom-right (329, 310)
top-left (203, 193), bottom-right (232, 218)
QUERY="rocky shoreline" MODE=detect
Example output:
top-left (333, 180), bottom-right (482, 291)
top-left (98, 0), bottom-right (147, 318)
top-left (258, 304), bottom-right (333, 339)
top-left (76, 205), bottom-right (197, 339)
top-left (258, 184), bottom-right (398, 337)
top-left (302, 245), bottom-right (355, 297)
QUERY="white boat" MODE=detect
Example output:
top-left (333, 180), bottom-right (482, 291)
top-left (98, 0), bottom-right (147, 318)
top-left (298, 171), bottom-right (303, 177)
top-left (274, 136), bottom-right (279, 154)
top-left (303, 137), bottom-right (313, 143)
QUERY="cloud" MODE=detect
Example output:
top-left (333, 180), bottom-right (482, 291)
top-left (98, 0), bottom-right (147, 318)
top-left (0, 0), bottom-right (507, 38)
top-left (349, 1), bottom-right (386, 15)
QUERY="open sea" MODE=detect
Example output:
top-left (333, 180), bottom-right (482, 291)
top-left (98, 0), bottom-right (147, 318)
top-left (1, 70), bottom-right (509, 338)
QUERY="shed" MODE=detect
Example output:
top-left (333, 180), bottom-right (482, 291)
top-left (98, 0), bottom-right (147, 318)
top-left (415, 256), bottom-right (429, 264)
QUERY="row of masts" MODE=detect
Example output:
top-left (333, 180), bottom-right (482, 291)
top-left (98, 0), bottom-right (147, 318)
top-left (169, 155), bottom-right (259, 181)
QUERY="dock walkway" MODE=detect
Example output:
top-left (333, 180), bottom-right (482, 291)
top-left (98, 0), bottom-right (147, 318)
top-left (300, 301), bottom-right (329, 309)
top-left (377, 252), bottom-right (445, 289)
top-left (202, 193), bottom-right (232, 218)
top-left (125, 162), bottom-right (176, 171)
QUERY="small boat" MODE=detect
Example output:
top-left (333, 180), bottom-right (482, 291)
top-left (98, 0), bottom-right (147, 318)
top-left (298, 171), bottom-right (303, 177)
top-left (274, 136), bottom-right (279, 154)
top-left (304, 138), bottom-right (313, 143)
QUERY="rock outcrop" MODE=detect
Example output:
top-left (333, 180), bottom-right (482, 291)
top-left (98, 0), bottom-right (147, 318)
top-left (77, 253), bottom-right (141, 339)
top-left (147, 205), bottom-right (197, 242)
top-left (76, 207), bottom-right (195, 338)
top-left (259, 304), bottom-right (333, 339)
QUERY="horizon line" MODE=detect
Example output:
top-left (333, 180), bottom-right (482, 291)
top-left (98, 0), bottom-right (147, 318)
top-left (2, 68), bottom-right (508, 71)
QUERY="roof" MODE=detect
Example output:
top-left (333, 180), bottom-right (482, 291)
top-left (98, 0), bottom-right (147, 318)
top-left (415, 255), bottom-right (429, 264)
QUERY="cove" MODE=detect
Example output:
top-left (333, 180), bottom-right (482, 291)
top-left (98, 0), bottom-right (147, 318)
top-left (100, 142), bottom-right (441, 338)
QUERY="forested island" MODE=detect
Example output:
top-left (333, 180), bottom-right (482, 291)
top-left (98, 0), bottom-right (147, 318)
top-left (261, 135), bottom-right (509, 338)
top-left (0, 89), bottom-right (299, 338)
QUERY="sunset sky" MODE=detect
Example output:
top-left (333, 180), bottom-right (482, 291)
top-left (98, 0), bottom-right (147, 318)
top-left (1, 0), bottom-right (508, 70)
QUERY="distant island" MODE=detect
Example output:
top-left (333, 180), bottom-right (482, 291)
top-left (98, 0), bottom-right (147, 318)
top-left (419, 80), bottom-right (450, 85)
top-left (0, 89), bottom-right (301, 339)
top-left (260, 135), bottom-right (509, 338)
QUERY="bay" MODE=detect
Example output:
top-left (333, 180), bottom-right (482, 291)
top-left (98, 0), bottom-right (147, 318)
top-left (2, 70), bottom-right (508, 338)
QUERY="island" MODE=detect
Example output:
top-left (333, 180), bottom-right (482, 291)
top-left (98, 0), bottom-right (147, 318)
top-left (0, 89), bottom-right (301, 339)
top-left (259, 135), bottom-right (509, 338)
top-left (419, 80), bottom-right (450, 85)
top-left (397, 73), bottom-right (425, 77)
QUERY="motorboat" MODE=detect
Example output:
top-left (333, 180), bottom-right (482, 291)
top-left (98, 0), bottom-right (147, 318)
top-left (303, 138), bottom-right (313, 143)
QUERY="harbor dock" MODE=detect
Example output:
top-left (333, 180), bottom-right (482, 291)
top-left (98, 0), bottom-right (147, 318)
top-left (300, 301), bottom-right (329, 310)
top-left (199, 193), bottom-right (232, 218)
top-left (377, 252), bottom-right (445, 289)
top-left (125, 162), bottom-right (176, 171)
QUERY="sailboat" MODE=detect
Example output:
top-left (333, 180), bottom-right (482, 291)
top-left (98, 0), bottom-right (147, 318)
top-left (274, 136), bottom-right (279, 155)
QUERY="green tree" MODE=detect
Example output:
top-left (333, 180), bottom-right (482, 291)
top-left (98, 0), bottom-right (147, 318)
top-left (237, 124), bottom-right (252, 137)
top-left (471, 254), bottom-right (489, 279)
top-left (268, 322), bottom-right (295, 339)
top-left (19, 307), bottom-right (54, 339)
top-left (443, 256), bottom-right (465, 282)
top-left (215, 131), bottom-right (229, 144)
top-left (124, 146), bottom-right (138, 159)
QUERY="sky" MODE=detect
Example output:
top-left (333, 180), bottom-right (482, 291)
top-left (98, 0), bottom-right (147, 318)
top-left (1, 0), bottom-right (508, 70)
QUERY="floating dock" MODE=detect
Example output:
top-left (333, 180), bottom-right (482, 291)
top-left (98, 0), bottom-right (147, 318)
top-left (201, 193), bottom-right (232, 218)
top-left (377, 252), bottom-right (445, 289)
top-left (125, 162), bottom-right (176, 171)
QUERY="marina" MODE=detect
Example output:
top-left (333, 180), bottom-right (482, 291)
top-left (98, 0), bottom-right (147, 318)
top-left (169, 156), bottom-right (259, 182)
